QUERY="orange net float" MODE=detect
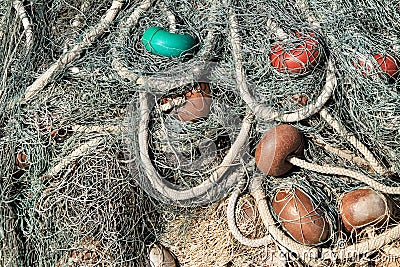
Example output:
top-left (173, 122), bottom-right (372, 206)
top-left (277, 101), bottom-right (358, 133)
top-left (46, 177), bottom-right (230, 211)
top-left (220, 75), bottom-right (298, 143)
top-left (373, 54), bottom-right (400, 79)
top-left (269, 30), bottom-right (324, 74)
top-left (354, 53), bottom-right (400, 79)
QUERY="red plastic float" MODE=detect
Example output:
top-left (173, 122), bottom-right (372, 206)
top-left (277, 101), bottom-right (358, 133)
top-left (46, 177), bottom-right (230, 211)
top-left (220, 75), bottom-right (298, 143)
top-left (373, 53), bottom-right (400, 78)
top-left (354, 53), bottom-right (400, 79)
top-left (270, 30), bottom-right (323, 74)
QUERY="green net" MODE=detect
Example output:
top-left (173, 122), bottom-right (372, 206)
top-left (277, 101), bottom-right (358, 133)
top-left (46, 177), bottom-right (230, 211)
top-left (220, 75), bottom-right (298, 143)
top-left (1, 0), bottom-right (400, 266)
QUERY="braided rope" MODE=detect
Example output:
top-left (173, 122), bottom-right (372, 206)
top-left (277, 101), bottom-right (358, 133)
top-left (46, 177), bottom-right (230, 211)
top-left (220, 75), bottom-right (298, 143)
top-left (319, 108), bottom-right (389, 176)
top-left (225, 0), bottom-right (336, 123)
top-left (136, 91), bottom-right (253, 206)
top-left (114, 0), bottom-right (254, 206)
top-left (288, 157), bottom-right (400, 194)
top-left (227, 171), bottom-right (272, 248)
top-left (13, 0), bottom-right (33, 51)
top-left (23, 0), bottom-right (124, 102)
top-left (159, 1), bottom-right (176, 33)
top-left (111, 0), bottom-right (154, 83)
top-left (71, 1), bottom-right (91, 28)
top-left (43, 137), bottom-right (103, 178)
top-left (312, 137), bottom-right (370, 168)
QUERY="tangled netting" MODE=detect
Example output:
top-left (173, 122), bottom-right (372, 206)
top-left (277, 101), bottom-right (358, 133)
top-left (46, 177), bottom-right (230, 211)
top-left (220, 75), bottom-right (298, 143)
top-left (1, 0), bottom-right (400, 266)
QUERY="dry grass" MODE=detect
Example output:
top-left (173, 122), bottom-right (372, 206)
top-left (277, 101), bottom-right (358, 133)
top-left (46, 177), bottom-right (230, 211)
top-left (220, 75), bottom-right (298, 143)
top-left (160, 194), bottom-right (288, 267)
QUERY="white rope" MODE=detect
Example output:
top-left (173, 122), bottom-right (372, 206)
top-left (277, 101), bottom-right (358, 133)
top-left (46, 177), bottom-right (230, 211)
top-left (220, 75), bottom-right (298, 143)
top-left (160, 1), bottom-right (176, 33)
top-left (111, 0), bottom-right (154, 83)
top-left (44, 137), bottom-right (103, 178)
top-left (227, 168), bottom-right (272, 247)
top-left (137, 91), bottom-right (253, 205)
top-left (288, 157), bottom-right (400, 195)
top-left (13, 0), bottom-right (33, 51)
top-left (23, 0), bottom-right (125, 101)
top-left (225, 0), bottom-right (336, 123)
top-left (319, 108), bottom-right (390, 175)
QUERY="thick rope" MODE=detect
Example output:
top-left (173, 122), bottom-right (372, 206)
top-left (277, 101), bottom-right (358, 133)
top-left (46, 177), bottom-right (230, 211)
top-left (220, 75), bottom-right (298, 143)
top-left (43, 137), bottom-right (103, 178)
top-left (111, 0), bottom-right (154, 83)
top-left (288, 156), bottom-right (400, 194)
top-left (227, 164), bottom-right (272, 248)
top-left (225, 0), bottom-right (336, 123)
top-left (71, 1), bottom-right (91, 27)
top-left (13, 0), bottom-right (33, 51)
top-left (23, 0), bottom-right (124, 101)
top-left (312, 136), bottom-right (370, 169)
top-left (159, 1), bottom-right (176, 33)
top-left (293, 0), bottom-right (320, 28)
top-left (250, 174), bottom-right (400, 264)
top-left (137, 91), bottom-right (253, 205)
top-left (319, 108), bottom-right (389, 175)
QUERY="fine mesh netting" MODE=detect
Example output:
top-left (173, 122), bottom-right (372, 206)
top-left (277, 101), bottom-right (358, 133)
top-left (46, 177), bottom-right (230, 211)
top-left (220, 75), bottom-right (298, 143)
top-left (1, 0), bottom-right (400, 266)
top-left (1, 1), bottom-right (162, 266)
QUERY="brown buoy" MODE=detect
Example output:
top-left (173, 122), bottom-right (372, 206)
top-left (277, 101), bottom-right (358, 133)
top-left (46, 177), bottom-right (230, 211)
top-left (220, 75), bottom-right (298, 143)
top-left (255, 124), bottom-right (304, 176)
top-left (161, 83), bottom-right (212, 122)
top-left (16, 152), bottom-right (29, 169)
top-left (176, 83), bottom-right (212, 122)
top-left (272, 188), bottom-right (330, 245)
top-left (340, 188), bottom-right (389, 232)
top-left (149, 244), bottom-right (177, 267)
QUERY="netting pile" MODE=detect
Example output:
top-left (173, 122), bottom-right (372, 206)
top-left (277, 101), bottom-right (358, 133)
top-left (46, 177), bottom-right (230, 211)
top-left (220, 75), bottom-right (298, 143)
top-left (1, 1), bottom-right (162, 266)
top-left (1, 0), bottom-right (400, 266)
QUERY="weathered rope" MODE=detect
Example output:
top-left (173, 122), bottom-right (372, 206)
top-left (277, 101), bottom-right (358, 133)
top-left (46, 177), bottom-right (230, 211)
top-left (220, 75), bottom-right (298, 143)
top-left (159, 1), bottom-right (176, 33)
top-left (223, 0), bottom-right (400, 264)
top-left (137, 91), bottom-right (253, 206)
top-left (288, 157), bottom-right (400, 194)
top-left (312, 136), bottom-right (370, 169)
top-left (13, 0), bottom-right (33, 51)
top-left (111, 0), bottom-right (154, 83)
top-left (225, 0), bottom-right (336, 123)
top-left (227, 161), bottom-right (272, 248)
top-left (319, 108), bottom-right (390, 176)
top-left (43, 137), bottom-right (103, 178)
top-left (137, 92), bottom-right (252, 206)
top-left (227, 188), bottom-right (271, 247)
top-left (23, 0), bottom-right (124, 101)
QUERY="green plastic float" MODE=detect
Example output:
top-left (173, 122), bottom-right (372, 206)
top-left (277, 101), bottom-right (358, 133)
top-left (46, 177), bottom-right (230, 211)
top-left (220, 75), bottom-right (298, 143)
top-left (141, 26), bottom-right (197, 58)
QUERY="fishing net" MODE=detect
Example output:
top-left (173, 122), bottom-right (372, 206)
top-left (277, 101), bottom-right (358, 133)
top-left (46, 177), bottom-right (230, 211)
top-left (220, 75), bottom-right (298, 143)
top-left (2, 0), bottom-right (400, 266)
top-left (1, 1), bottom-right (163, 266)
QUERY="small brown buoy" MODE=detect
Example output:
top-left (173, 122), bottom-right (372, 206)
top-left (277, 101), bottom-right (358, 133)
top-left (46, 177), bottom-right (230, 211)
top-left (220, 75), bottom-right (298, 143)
top-left (161, 83), bottom-right (212, 122)
top-left (16, 152), bottom-right (29, 169)
top-left (255, 124), bottom-right (304, 176)
top-left (149, 244), bottom-right (177, 267)
top-left (340, 188), bottom-right (389, 232)
top-left (272, 188), bottom-right (330, 245)
top-left (176, 83), bottom-right (212, 122)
